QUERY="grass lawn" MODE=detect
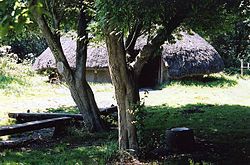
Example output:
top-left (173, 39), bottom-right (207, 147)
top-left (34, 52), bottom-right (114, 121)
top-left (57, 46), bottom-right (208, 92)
top-left (0, 131), bottom-right (118, 165)
top-left (0, 58), bottom-right (250, 164)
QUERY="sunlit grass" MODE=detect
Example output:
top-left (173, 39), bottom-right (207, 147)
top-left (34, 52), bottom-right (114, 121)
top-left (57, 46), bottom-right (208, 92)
top-left (143, 74), bottom-right (250, 107)
top-left (89, 82), bottom-right (114, 93)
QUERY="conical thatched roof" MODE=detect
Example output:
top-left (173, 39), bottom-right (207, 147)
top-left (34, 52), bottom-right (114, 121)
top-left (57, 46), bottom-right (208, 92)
top-left (32, 37), bottom-right (108, 70)
top-left (161, 31), bottom-right (224, 78)
top-left (33, 32), bottom-right (224, 79)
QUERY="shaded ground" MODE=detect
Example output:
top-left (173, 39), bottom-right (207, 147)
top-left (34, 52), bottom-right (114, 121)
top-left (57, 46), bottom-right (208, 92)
top-left (140, 104), bottom-right (250, 164)
top-left (0, 129), bottom-right (118, 165)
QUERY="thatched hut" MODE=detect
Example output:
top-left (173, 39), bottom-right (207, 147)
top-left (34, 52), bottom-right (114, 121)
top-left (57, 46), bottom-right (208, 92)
top-left (138, 31), bottom-right (224, 87)
top-left (33, 32), bottom-right (224, 86)
top-left (162, 31), bottom-right (224, 79)
top-left (32, 37), bottom-right (111, 83)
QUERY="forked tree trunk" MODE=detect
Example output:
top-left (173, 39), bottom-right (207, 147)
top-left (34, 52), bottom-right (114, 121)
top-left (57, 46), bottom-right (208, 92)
top-left (68, 78), bottom-right (104, 132)
top-left (32, 6), bottom-right (105, 132)
top-left (103, 4), bottom-right (191, 153)
top-left (106, 33), bottom-right (139, 152)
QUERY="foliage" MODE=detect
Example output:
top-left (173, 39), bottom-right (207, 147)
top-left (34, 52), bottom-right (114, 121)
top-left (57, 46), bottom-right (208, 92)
top-left (0, 55), bottom-right (34, 96)
top-left (1, 32), bottom-right (47, 61)
top-left (0, 0), bottom-right (92, 37)
top-left (0, 1), bottom-right (32, 37)
top-left (0, 0), bottom-right (89, 61)
top-left (212, 19), bottom-right (250, 67)
top-left (0, 1), bottom-right (47, 60)
top-left (189, 0), bottom-right (250, 68)
top-left (96, 0), bottom-right (244, 37)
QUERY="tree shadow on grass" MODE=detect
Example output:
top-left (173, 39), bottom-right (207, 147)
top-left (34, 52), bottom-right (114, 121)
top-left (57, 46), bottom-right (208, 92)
top-left (0, 137), bottom-right (117, 165)
top-left (0, 117), bottom-right (118, 164)
top-left (169, 76), bottom-right (238, 87)
top-left (140, 104), bottom-right (250, 164)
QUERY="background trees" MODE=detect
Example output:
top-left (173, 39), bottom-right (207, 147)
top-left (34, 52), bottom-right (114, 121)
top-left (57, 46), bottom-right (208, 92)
top-left (0, 1), bottom-right (47, 61)
top-left (188, 0), bottom-right (250, 68)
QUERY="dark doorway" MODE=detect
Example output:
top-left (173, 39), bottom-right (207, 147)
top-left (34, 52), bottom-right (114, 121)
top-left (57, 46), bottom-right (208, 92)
top-left (139, 56), bottom-right (161, 88)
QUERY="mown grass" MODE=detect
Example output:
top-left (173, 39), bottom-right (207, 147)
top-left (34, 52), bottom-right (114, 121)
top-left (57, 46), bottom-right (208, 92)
top-left (1, 143), bottom-right (116, 165)
top-left (139, 104), bottom-right (250, 164)
top-left (0, 57), bottom-right (114, 125)
top-left (168, 75), bottom-right (238, 88)
top-left (1, 57), bottom-right (250, 164)
top-left (0, 131), bottom-right (118, 165)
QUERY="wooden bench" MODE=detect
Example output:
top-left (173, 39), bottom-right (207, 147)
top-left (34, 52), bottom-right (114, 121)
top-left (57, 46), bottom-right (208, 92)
top-left (0, 117), bottom-right (72, 137)
top-left (8, 113), bottom-right (83, 123)
top-left (8, 106), bottom-right (118, 123)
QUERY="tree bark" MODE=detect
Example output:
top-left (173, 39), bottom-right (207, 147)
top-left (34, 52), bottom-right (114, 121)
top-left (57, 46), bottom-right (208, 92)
top-left (31, 5), bottom-right (105, 132)
top-left (106, 32), bottom-right (139, 152)
top-left (105, 13), bottom-right (187, 151)
top-left (68, 79), bottom-right (104, 131)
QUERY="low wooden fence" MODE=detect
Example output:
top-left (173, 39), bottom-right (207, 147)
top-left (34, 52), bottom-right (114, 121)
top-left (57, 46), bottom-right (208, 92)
top-left (240, 59), bottom-right (250, 76)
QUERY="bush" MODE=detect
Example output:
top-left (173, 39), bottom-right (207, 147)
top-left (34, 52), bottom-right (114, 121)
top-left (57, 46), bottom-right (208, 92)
top-left (0, 55), bottom-right (35, 95)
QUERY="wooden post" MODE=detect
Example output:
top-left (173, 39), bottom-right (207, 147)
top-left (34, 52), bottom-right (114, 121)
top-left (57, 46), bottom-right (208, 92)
top-left (240, 59), bottom-right (244, 76)
top-left (247, 63), bottom-right (249, 70)
top-left (158, 56), bottom-right (164, 85)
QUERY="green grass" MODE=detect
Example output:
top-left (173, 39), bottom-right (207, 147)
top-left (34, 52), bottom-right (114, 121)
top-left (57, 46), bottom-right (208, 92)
top-left (0, 144), bottom-right (116, 165)
top-left (0, 132), bottom-right (118, 165)
top-left (143, 74), bottom-right (250, 107)
top-left (46, 106), bottom-right (78, 114)
top-left (143, 104), bottom-right (250, 142)
top-left (89, 82), bottom-right (114, 93)
top-left (139, 104), bottom-right (250, 163)
top-left (0, 57), bottom-right (250, 164)
top-left (168, 75), bottom-right (238, 88)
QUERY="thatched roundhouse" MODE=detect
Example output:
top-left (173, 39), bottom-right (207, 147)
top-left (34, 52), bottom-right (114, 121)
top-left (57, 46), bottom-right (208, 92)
top-left (162, 32), bottom-right (224, 79)
top-left (136, 31), bottom-right (224, 87)
top-left (32, 37), bottom-right (111, 83)
top-left (33, 32), bottom-right (224, 87)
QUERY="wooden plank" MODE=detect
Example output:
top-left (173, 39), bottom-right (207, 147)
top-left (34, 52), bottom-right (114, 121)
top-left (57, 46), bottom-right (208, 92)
top-left (0, 117), bottom-right (71, 136)
top-left (8, 113), bottom-right (83, 122)
top-left (8, 106), bottom-right (118, 122)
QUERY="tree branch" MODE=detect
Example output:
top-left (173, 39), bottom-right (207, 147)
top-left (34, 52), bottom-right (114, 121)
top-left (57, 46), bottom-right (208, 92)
top-left (75, 7), bottom-right (89, 80)
top-left (125, 21), bottom-right (143, 62)
top-left (125, 22), bottom-right (142, 52)
top-left (31, 6), bottom-right (73, 83)
top-left (131, 14), bottom-right (186, 77)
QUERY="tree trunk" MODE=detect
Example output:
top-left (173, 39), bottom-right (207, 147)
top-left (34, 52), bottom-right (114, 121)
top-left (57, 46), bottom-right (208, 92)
top-left (68, 78), bottom-right (105, 132)
top-left (104, 8), bottom-right (187, 153)
top-left (106, 32), bottom-right (139, 152)
top-left (31, 6), bottom-right (105, 132)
